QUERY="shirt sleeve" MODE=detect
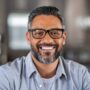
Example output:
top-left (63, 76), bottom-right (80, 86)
top-left (0, 67), bottom-right (11, 90)
top-left (82, 67), bottom-right (90, 90)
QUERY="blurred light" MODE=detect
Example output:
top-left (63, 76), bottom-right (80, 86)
top-left (37, 0), bottom-right (53, 6)
top-left (7, 13), bottom-right (30, 50)
top-left (7, 13), bottom-right (28, 27)
top-left (10, 41), bottom-right (30, 50)
top-left (76, 17), bottom-right (90, 28)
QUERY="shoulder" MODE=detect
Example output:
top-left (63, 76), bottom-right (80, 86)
top-left (61, 57), bottom-right (90, 89)
top-left (0, 56), bottom-right (26, 89)
top-left (0, 56), bottom-right (26, 79)
top-left (61, 57), bottom-right (88, 72)
top-left (61, 57), bottom-right (90, 80)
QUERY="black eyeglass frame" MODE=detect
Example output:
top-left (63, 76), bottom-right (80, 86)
top-left (28, 28), bottom-right (64, 39)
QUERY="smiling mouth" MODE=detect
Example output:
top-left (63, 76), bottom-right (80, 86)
top-left (39, 45), bottom-right (56, 52)
top-left (40, 46), bottom-right (55, 49)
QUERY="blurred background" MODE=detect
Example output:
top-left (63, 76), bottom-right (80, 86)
top-left (0, 0), bottom-right (90, 70)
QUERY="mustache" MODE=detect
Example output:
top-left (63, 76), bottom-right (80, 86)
top-left (37, 43), bottom-right (58, 47)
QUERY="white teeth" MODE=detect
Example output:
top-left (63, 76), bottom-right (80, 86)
top-left (41, 46), bottom-right (54, 50)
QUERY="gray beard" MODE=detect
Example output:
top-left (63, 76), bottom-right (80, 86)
top-left (30, 45), bottom-right (61, 64)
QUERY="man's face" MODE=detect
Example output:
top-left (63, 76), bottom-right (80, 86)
top-left (26, 15), bottom-right (67, 64)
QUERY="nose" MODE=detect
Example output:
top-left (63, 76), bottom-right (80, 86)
top-left (41, 33), bottom-right (54, 44)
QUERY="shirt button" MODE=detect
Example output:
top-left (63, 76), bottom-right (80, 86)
top-left (39, 85), bottom-right (42, 88)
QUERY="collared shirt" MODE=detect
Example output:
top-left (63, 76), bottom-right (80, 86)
top-left (0, 52), bottom-right (90, 90)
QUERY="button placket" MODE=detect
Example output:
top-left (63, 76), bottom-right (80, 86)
top-left (35, 73), bottom-right (44, 89)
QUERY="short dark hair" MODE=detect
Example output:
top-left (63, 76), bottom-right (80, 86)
top-left (28, 6), bottom-right (64, 26)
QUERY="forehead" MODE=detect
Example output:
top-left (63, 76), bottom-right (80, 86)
top-left (30, 15), bottom-right (63, 29)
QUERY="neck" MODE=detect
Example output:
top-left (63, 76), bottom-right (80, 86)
top-left (32, 55), bottom-right (59, 78)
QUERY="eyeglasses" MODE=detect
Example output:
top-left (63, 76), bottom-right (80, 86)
top-left (28, 28), bottom-right (64, 39)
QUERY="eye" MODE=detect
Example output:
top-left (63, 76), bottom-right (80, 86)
top-left (32, 30), bottom-right (45, 38)
top-left (34, 31), bottom-right (44, 35)
top-left (50, 30), bottom-right (59, 35)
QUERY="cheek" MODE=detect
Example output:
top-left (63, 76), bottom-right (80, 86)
top-left (55, 39), bottom-right (64, 48)
top-left (30, 38), bottom-right (40, 49)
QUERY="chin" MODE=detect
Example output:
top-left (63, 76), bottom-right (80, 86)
top-left (37, 54), bottom-right (56, 64)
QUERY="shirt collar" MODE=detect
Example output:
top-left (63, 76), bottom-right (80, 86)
top-left (25, 52), bottom-right (37, 78)
top-left (25, 52), bottom-right (67, 79)
top-left (56, 56), bottom-right (67, 79)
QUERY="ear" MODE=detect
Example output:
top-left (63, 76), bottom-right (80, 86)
top-left (26, 32), bottom-right (31, 44)
top-left (62, 32), bottom-right (67, 45)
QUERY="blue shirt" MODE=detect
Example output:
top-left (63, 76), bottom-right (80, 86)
top-left (0, 52), bottom-right (90, 90)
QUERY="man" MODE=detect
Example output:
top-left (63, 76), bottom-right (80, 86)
top-left (0, 6), bottom-right (90, 90)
